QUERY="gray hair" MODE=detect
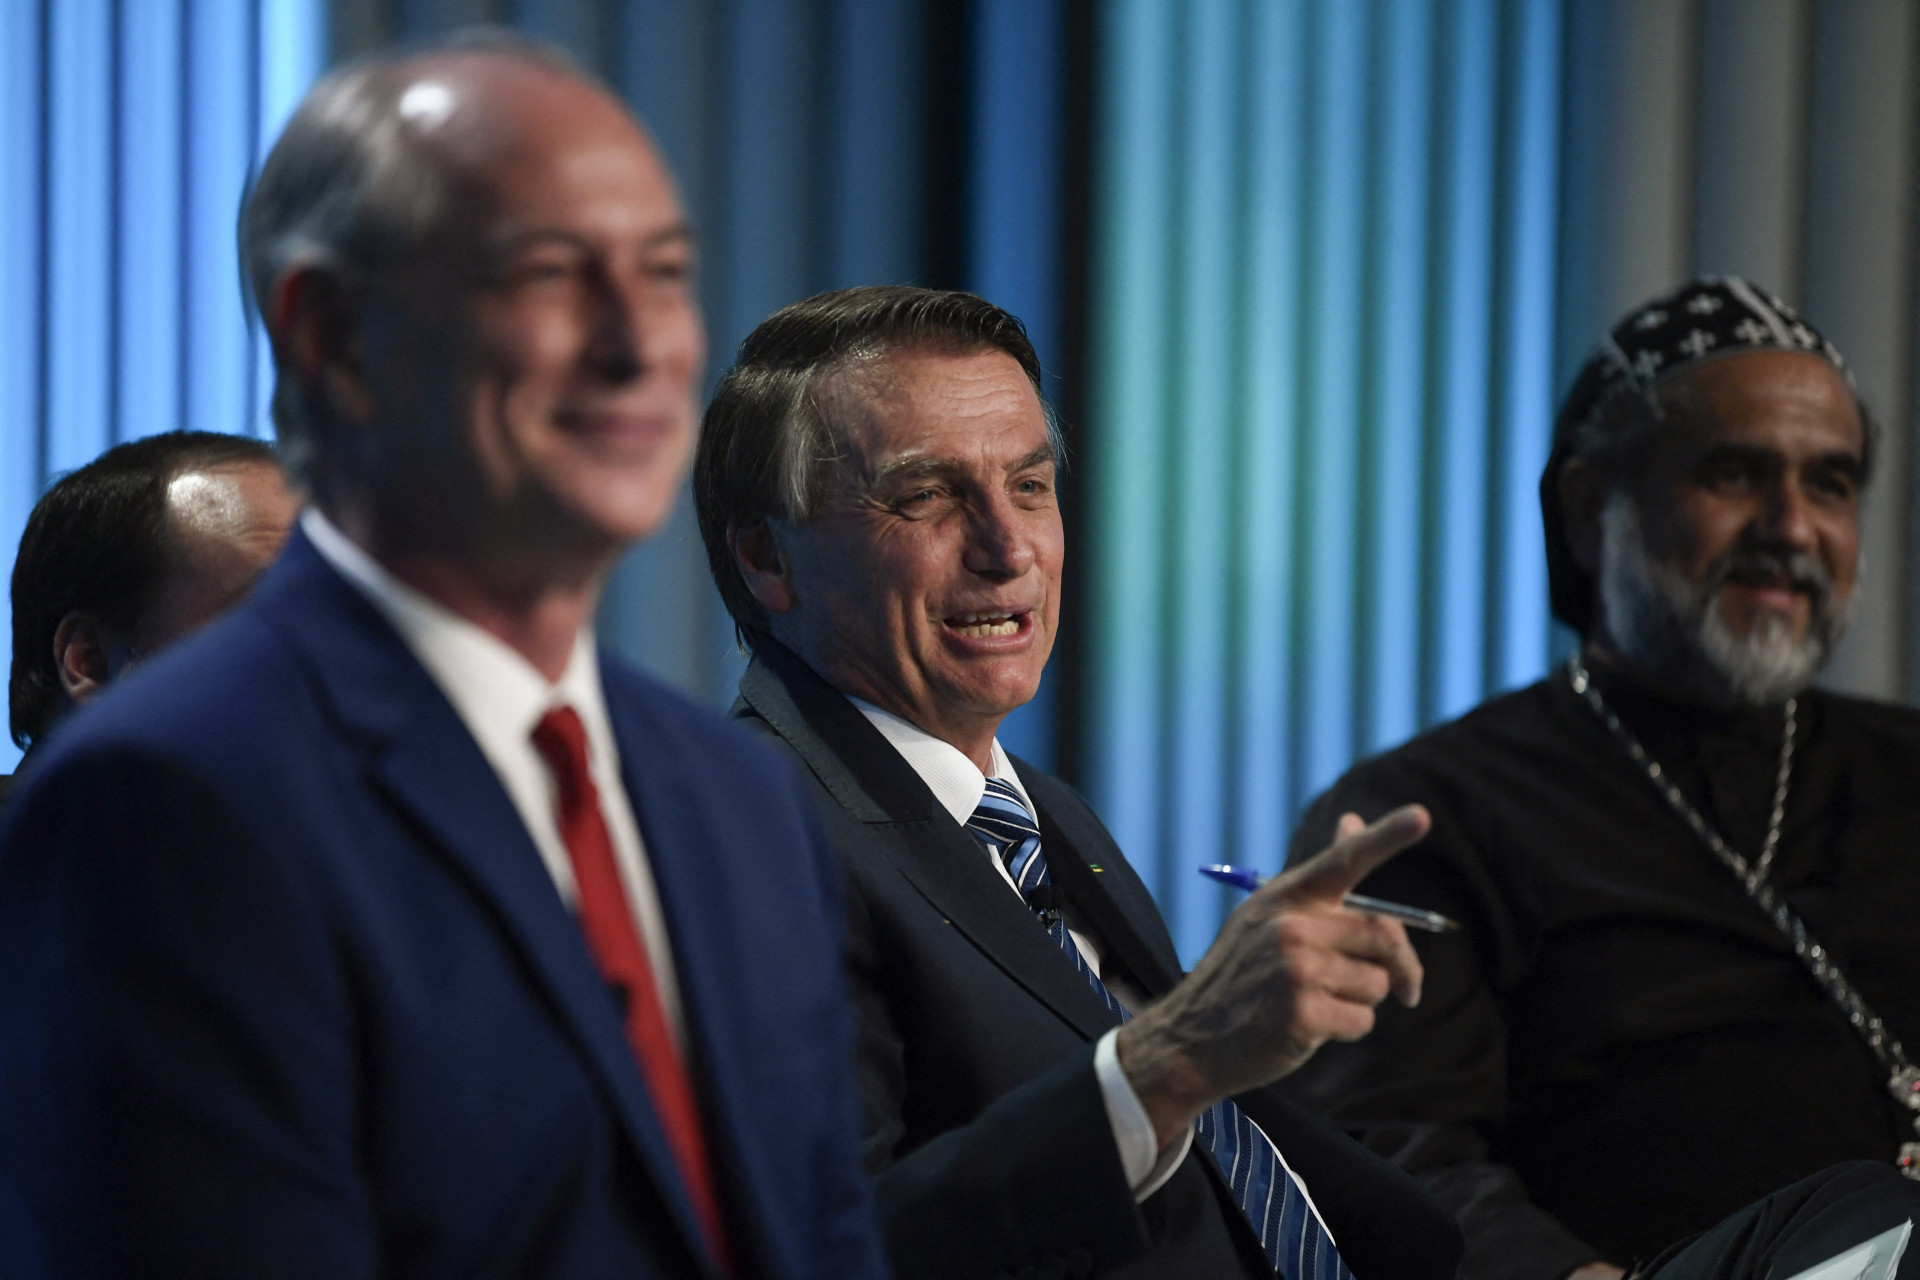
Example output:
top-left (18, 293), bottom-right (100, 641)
top-left (693, 286), bottom-right (1063, 646)
top-left (239, 28), bottom-right (605, 498)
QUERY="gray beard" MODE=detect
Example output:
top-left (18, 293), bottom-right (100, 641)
top-left (1596, 494), bottom-right (1853, 707)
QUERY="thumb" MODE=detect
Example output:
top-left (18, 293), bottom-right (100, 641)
top-left (1274, 804), bottom-right (1431, 904)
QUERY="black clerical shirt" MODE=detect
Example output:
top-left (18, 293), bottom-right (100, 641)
top-left (1281, 667), bottom-right (1920, 1280)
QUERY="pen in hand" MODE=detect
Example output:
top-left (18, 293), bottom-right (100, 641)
top-left (1199, 865), bottom-right (1460, 933)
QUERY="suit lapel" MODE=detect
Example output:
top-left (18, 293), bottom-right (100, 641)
top-left (261, 534), bottom-right (713, 1269)
top-left (1020, 772), bottom-right (1184, 1000)
top-left (598, 671), bottom-right (777, 1269)
top-left (738, 644), bottom-right (1124, 1041)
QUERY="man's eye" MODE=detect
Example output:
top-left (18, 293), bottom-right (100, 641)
top-left (892, 487), bottom-right (947, 515)
top-left (513, 257), bottom-right (579, 285)
top-left (1699, 458), bottom-right (1760, 490)
top-left (644, 256), bottom-right (692, 284)
top-left (1806, 469), bottom-right (1858, 502)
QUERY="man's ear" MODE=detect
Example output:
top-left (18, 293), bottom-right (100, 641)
top-left (51, 612), bottom-right (115, 708)
top-left (731, 519), bottom-right (798, 615)
top-left (269, 263), bottom-right (374, 424)
top-left (1557, 457), bottom-right (1610, 576)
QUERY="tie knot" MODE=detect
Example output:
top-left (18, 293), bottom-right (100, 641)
top-left (968, 777), bottom-right (1039, 847)
top-left (532, 705), bottom-right (594, 804)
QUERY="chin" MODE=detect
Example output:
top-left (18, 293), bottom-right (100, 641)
top-left (958, 674), bottom-right (1045, 721)
top-left (561, 474), bottom-right (688, 546)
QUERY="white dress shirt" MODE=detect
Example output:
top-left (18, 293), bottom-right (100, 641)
top-left (847, 695), bottom-right (1190, 1198)
top-left (303, 509), bottom-right (686, 1049)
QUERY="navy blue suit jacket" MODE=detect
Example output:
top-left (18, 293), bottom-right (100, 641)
top-left (0, 532), bottom-right (889, 1280)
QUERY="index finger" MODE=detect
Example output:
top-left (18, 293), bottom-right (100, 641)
top-left (1271, 804), bottom-right (1431, 905)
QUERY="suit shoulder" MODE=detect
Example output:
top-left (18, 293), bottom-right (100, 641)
top-left (598, 652), bottom-right (807, 790)
top-left (21, 606), bottom-right (307, 782)
top-left (1007, 760), bottom-right (1102, 829)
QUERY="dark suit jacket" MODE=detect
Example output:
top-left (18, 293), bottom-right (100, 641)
top-left (734, 641), bottom-right (1464, 1280)
top-left (0, 533), bottom-right (888, 1280)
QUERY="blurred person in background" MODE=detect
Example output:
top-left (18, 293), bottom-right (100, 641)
top-left (7, 430), bottom-right (296, 770)
top-left (1285, 277), bottom-right (1920, 1280)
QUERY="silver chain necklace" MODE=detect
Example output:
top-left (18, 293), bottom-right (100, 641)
top-left (1566, 656), bottom-right (1920, 1179)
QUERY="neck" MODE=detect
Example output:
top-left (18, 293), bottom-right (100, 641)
top-left (771, 631), bottom-right (1006, 774)
top-left (947, 728), bottom-right (998, 776)
top-left (1583, 636), bottom-right (1725, 711)
top-left (1580, 639), bottom-right (1800, 713)
top-left (328, 504), bottom-right (612, 682)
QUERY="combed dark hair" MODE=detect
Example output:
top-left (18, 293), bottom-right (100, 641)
top-left (9, 432), bottom-right (282, 748)
top-left (694, 285), bottom-right (1058, 647)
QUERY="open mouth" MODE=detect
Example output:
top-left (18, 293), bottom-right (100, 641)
top-left (945, 609), bottom-right (1027, 639)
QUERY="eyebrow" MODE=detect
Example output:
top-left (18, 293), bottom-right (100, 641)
top-left (865, 441), bottom-right (1058, 492)
top-left (1696, 441), bottom-right (1866, 476)
top-left (489, 220), bottom-right (698, 258)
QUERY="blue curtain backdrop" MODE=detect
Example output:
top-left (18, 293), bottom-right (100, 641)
top-left (1084, 0), bottom-right (1564, 960)
top-left (1083, 0), bottom-right (1920, 964)
top-left (0, 0), bottom-right (1068, 772)
top-left (4, 0), bottom-right (1916, 973)
top-left (0, 0), bottom-right (324, 771)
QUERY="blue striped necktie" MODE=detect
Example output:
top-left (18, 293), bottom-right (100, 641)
top-left (965, 777), bottom-right (1352, 1280)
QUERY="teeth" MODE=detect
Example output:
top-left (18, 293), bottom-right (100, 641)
top-left (951, 612), bottom-right (1020, 638)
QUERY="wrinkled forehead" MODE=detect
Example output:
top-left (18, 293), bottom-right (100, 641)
top-left (822, 347), bottom-right (1050, 469)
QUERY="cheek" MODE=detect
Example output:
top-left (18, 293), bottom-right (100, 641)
top-left (1651, 497), bottom-right (1740, 571)
top-left (476, 303), bottom-right (583, 386)
top-left (1826, 520), bottom-right (1862, 588)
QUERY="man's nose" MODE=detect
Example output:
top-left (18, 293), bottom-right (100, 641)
top-left (963, 494), bottom-right (1036, 578)
top-left (1756, 475), bottom-right (1818, 549)
top-left (583, 268), bottom-right (648, 382)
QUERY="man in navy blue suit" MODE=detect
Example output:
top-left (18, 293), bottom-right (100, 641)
top-left (0, 33), bottom-right (887, 1280)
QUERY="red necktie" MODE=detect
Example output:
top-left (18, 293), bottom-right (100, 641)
top-left (531, 706), bottom-right (729, 1272)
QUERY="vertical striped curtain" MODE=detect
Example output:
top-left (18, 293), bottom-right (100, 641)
top-left (0, 0), bottom-right (1069, 776)
top-left (0, 0), bottom-right (324, 771)
top-left (584, 0), bottom-right (943, 713)
top-left (1082, 0), bottom-right (1920, 966)
top-left (1084, 0), bottom-right (1566, 964)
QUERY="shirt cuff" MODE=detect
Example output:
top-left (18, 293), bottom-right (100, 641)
top-left (1094, 1026), bottom-right (1193, 1201)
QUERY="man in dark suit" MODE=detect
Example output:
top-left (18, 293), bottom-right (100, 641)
top-left (8, 430), bottom-right (296, 759)
top-left (692, 285), bottom-right (1465, 1280)
top-left (0, 35), bottom-right (886, 1280)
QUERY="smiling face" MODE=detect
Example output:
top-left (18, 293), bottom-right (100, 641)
top-left (768, 348), bottom-right (1063, 762)
top-left (355, 57), bottom-right (705, 583)
top-left (1591, 349), bottom-right (1865, 702)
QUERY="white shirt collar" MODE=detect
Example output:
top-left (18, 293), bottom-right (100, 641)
top-left (300, 508), bottom-right (612, 764)
top-left (299, 509), bottom-right (685, 1045)
top-left (844, 695), bottom-right (1036, 827)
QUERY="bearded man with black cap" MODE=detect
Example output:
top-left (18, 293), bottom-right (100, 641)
top-left (1280, 277), bottom-right (1920, 1280)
